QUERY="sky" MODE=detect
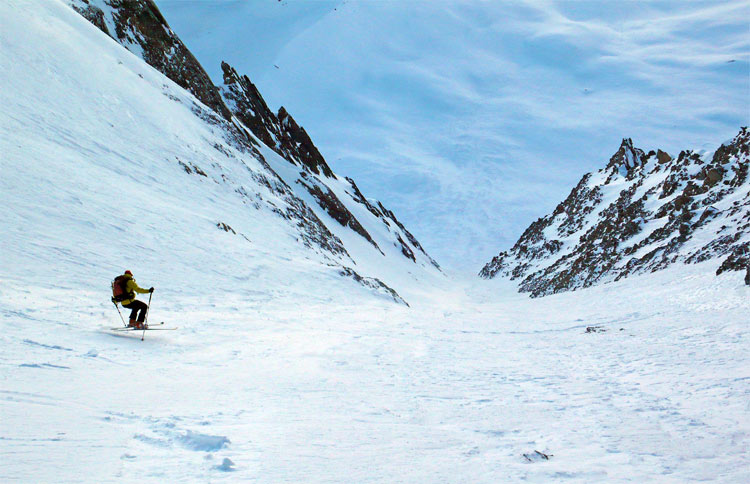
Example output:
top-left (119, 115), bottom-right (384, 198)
top-left (156, 0), bottom-right (750, 272)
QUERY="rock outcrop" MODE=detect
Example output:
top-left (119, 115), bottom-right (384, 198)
top-left (217, 64), bottom-right (439, 269)
top-left (70, 0), bottom-right (230, 119)
top-left (220, 63), bottom-right (333, 177)
top-left (481, 128), bottom-right (750, 297)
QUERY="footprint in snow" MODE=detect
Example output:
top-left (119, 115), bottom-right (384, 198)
top-left (214, 458), bottom-right (236, 472)
top-left (179, 430), bottom-right (230, 451)
top-left (19, 363), bottom-right (70, 369)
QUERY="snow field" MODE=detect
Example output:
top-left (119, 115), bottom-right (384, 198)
top-left (2, 265), bottom-right (749, 482)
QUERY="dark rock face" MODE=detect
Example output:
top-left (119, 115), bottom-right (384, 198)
top-left (220, 63), bottom-right (333, 177)
top-left (606, 138), bottom-right (645, 175)
top-left (657, 149), bottom-right (672, 164)
top-left (298, 173), bottom-right (382, 252)
top-left (716, 242), bottom-right (749, 275)
top-left (69, 0), bottom-right (110, 34)
top-left (339, 267), bottom-right (409, 306)
top-left (481, 128), bottom-right (750, 297)
top-left (69, 0), bottom-right (230, 119)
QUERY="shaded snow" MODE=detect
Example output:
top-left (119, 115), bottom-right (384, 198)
top-left (178, 431), bottom-right (230, 452)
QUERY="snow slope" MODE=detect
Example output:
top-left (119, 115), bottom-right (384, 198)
top-left (2, 259), bottom-right (749, 482)
top-left (1, 0), bottom-right (443, 307)
top-left (1, 1), bottom-right (749, 483)
top-left (61, 0), bottom-right (441, 297)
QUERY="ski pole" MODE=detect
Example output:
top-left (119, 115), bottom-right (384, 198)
top-left (142, 290), bottom-right (153, 341)
top-left (113, 300), bottom-right (127, 327)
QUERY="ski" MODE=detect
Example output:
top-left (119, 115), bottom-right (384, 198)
top-left (110, 322), bottom-right (177, 331)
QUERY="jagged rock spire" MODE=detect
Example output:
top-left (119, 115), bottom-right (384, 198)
top-left (606, 138), bottom-right (646, 175)
top-left (220, 62), bottom-right (334, 178)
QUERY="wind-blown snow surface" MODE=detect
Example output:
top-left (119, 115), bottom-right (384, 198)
top-left (2, 1), bottom-right (749, 482)
top-left (3, 264), bottom-right (749, 482)
top-left (157, 0), bottom-right (750, 270)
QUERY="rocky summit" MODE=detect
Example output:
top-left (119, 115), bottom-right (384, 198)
top-left (480, 128), bottom-right (750, 297)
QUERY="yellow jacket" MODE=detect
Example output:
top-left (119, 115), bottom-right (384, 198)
top-left (120, 274), bottom-right (150, 305)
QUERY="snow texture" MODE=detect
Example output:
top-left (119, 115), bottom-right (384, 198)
top-left (1, 1), bottom-right (749, 483)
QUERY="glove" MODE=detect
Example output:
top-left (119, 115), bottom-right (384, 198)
top-left (111, 297), bottom-right (117, 304)
top-left (149, 287), bottom-right (154, 293)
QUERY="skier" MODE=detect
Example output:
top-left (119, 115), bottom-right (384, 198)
top-left (112, 270), bottom-right (154, 329)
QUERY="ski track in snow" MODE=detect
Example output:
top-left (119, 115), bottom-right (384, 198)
top-left (1, 265), bottom-right (749, 483)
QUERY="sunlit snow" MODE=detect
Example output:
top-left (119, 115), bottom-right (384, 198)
top-left (1, 1), bottom-right (748, 483)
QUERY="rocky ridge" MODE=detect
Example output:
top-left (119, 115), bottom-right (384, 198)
top-left (66, 0), bottom-right (440, 303)
top-left (481, 128), bottom-right (750, 296)
top-left (219, 63), bottom-right (333, 178)
top-left (219, 63), bottom-right (439, 267)
top-left (70, 0), bottom-right (230, 119)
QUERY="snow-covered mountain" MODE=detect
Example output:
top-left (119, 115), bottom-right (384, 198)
top-left (480, 129), bottom-right (750, 296)
top-left (44, 0), bottom-right (441, 305)
top-left (3, 2), bottom-right (750, 483)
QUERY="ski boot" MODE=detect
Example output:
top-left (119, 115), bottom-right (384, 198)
top-left (128, 319), bottom-right (147, 330)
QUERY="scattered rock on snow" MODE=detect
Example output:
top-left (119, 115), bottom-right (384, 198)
top-left (339, 267), bottom-right (409, 306)
top-left (216, 222), bottom-right (236, 234)
top-left (480, 127), bottom-right (750, 296)
top-left (585, 326), bottom-right (606, 333)
top-left (523, 450), bottom-right (552, 462)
